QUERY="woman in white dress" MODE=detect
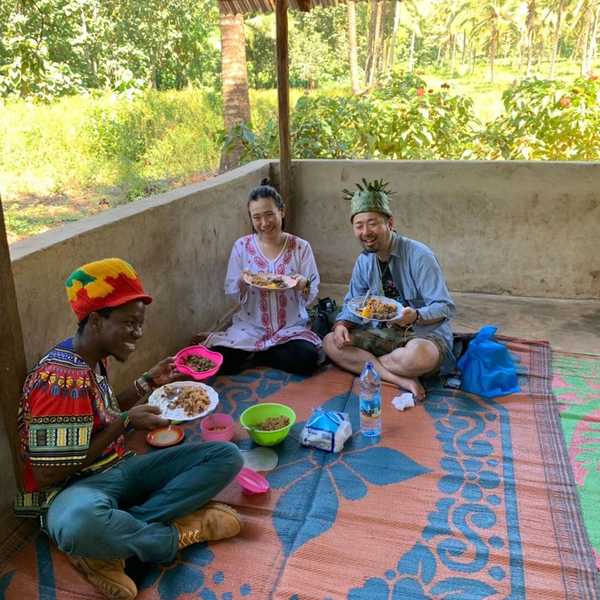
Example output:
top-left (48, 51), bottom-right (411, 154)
top-left (205, 180), bottom-right (322, 375)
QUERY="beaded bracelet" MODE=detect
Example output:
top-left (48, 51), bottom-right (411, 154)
top-left (142, 371), bottom-right (156, 389)
top-left (121, 411), bottom-right (131, 429)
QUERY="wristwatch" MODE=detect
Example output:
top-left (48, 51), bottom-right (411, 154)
top-left (413, 309), bottom-right (420, 324)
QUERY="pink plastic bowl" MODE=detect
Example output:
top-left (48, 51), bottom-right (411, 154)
top-left (174, 345), bottom-right (223, 380)
top-left (200, 413), bottom-right (234, 442)
top-left (236, 467), bottom-right (270, 495)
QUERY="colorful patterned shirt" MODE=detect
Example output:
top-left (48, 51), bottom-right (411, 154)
top-left (15, 338), bottom-right (127, 517)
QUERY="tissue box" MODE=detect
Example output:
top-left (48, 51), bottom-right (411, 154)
top-left (301, 409), bottom-right (352, 453)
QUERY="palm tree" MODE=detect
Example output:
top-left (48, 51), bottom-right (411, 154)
top-left (365, 0), bottom-right (384, 86)
top-left (219, 7), bottom-right (252, 171)
top-left (347, 0), bottom-right (361, 93)
top-left (549, 0), bottom-right (567, 77)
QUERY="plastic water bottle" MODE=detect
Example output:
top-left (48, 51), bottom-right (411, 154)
top-left (359, 362), bottom-right (382, 437)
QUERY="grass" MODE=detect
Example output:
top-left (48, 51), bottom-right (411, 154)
top-left (1, 58), bottom-right (598, 242)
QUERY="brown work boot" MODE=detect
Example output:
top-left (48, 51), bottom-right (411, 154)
top-left (68, 556), bottom-right (137, 600)
top-left (174, 502), bottom-right (241, 550)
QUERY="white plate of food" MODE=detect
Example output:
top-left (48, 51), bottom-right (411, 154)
top-left (148, 381), bottom-right (219, 421)
top-left (243, 271), bottom-right (296, 290)
top-left (348, 295), bottom-right (404, 322)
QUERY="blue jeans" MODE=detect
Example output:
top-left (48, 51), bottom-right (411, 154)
top-left (44, 442), bottom-right (243, 564)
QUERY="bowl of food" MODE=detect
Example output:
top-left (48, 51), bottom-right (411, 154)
top-left (200, 412), bottom-right (234, 442)
top-left (146, 425), bottom-right (185, 448)
top-left (175, 345), bottom-right (223, 380)
top-left (239, 403), bottom-right (296, 446)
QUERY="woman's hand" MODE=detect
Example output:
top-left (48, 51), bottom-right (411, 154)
top-left (291, 274), bottom-right (308, 293)
top-left (239, 270), bottom-right (250, 295)
top-left (146, 356), bottom-right (183, 387)
top-left (129, 405), bottom-right (169, 430)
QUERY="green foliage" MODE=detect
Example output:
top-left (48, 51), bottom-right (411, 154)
top-left (372, 71), bottom-right (428, 100)
top-left (0, 0), bottom-right (219, 101)
top-left (231, 74), bottom-right (478, 161)
top-left (289, 6), bottom-right (350, 88)
top-left (0, 89), bottom-right (223, 206)
top-left (475, 76), bottom-right (600, 159)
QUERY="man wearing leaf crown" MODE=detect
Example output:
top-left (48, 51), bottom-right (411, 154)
top-left (323, 179), bottom-right (456, 400)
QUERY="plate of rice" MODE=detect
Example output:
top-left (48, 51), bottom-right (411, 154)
top-left (148, 381), bottom-right (219, 421)
top-left (348, 295), bottom-right (403, 322)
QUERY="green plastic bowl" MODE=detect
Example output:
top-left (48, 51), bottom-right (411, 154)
top-left (239, 403), bottom-right (296, 446)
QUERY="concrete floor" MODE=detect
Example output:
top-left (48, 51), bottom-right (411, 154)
top-left (320, 284), bottom-right (600, 355)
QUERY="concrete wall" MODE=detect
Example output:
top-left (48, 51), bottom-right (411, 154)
top-left (0, 161), bottom-right (269, 537)
top-left (290, 160), bottom-right (600, 299)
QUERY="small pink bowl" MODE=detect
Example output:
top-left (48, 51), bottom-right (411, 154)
top-left (175, 345), bottom-right (223, 380)
top-left (236, 467), bottom-right (270, 495)
top-left (200, 413), bottom-right (234, 442)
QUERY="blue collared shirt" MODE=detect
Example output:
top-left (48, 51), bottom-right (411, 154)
top-left (337, 233), bottom-right (456, 365)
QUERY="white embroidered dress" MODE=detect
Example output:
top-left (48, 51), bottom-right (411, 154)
top-left (206, 234), bottom-right (322, 351)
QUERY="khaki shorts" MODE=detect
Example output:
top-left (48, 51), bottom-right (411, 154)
top-left (350, 326), bottom-right (451, 376)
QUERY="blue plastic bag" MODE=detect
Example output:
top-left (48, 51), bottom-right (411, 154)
top-left (457, 325), bottom-right (520, 398)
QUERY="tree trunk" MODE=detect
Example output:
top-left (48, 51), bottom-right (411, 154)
top-left (366, 0), bottom-right (384, 86)
top-left (386, 0), bottom-right (402, 73)
top-left (450, 35), bottom-right (456, 74)
top-left (347, 0), bottom-right (361, 94)
top-left (550, 0), bottom-right (564, 78)
top-left (526, 31), bottom-right (533, 76)
top-left (375, 0), bottom-right (390, 77)
top-left (219, 9), bottom-right (251, 172)
top-left (489, 20), bottom-right (498, 82)
top-left (408, 29), bottom-right (416, 72)
top-left (365, 0), bottom-right (378, 85)
top-left (461, 30), bottom-right (468, 66)
top-left (585, 4), bottom-right (600, 75)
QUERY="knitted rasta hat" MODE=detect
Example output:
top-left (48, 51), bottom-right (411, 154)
top-left (65, 258), bottom-right (152, 321)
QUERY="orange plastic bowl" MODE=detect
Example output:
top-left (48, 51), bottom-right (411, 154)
top-left (175, 345), bottom-right (223, 380)
top-left (146, 426), bottom-right (185, 448)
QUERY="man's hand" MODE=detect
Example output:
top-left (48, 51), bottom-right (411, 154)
top-left (332, 323), bottom-right (352, 349)
top-left (129, 405), bottom-right (169, 430)
top-left (146, 356), bottom-right (184, 387)
top-left (390, 307), bottom-right (418, 328)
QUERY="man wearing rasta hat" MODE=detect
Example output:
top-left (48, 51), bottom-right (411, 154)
top-left (323, 180), bottom-right (456, 399)
top-left (15, 258), bottom-right (243, 600)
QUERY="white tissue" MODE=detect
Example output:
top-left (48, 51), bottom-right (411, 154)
top-left (392, 392), bottom-right (415, 411)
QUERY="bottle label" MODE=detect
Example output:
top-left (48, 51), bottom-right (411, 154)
top-left (360, 401), bottom-right (381, 419)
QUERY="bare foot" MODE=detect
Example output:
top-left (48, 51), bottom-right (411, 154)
top-left (381, 376), bottom-right (426, 400)
top-left (395, 376), bottom-right (425, 401)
